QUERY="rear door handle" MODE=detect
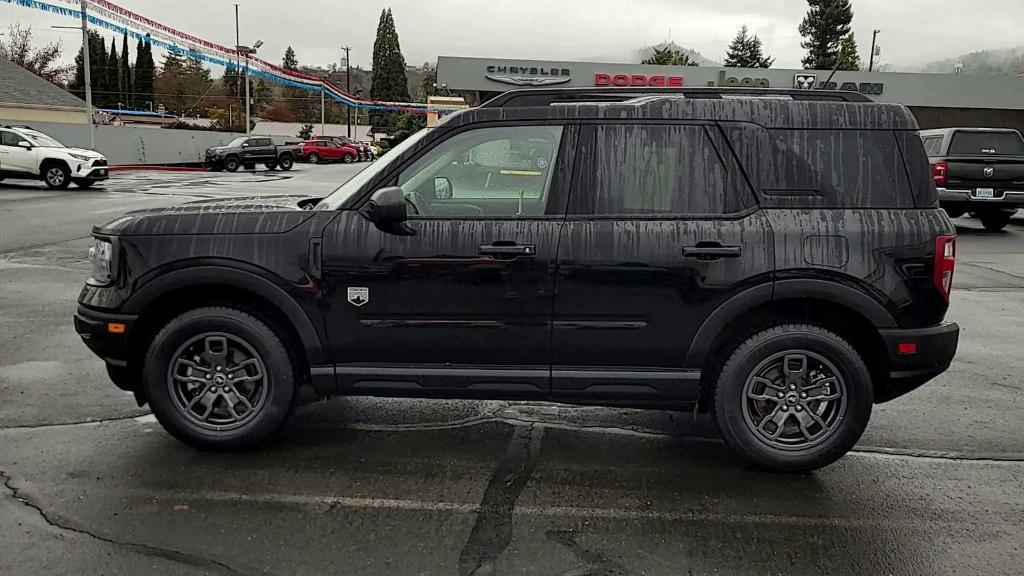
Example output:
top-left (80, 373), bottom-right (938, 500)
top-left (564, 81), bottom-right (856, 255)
top-left (479, 243), bottom-right (536, 259)
top-left (682, 244), bottom-right (742, 261)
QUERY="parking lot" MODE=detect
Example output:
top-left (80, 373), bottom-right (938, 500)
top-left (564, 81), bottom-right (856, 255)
top-left (1, 165), bottom-right (1022, 575)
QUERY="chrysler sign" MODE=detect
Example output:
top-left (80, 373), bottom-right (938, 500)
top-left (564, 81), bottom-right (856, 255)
top-left (485, 64), bottom-right (572, 86)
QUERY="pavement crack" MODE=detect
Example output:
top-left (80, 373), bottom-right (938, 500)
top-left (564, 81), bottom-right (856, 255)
top-left (458, 423), bottom-right (544, 576)
top-left (546, 530), bottom-right (634, 576)
top-left (0, 469), bottom-right (261, 576)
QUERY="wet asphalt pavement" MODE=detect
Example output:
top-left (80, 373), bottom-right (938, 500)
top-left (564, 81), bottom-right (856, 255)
top-left (1, 165), bottom-right (1022, 575)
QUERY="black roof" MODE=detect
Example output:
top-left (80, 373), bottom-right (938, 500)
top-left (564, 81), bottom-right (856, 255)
top-left (442, 90), bottom-right (918, 131)
top-left (0, 58), bottom-right (86, 109)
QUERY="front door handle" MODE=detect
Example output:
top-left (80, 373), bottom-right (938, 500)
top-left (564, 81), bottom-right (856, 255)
top-left (479, 243), bottom-right (536, 259)
top-left (682, 244), bottom-right (742, 261)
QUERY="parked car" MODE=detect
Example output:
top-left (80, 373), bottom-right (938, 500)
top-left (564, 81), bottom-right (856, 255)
top-left (920, 127), bottom-right (1024, 231)
top-left (299, 139), bottom-right (361, 164)
top-left (0, 124), bottom-right (108, 189)
top-left (75, 87), bottom-right (959, 471)
top-left (306, 136), bottom-right (374, 162)
top-left (205, 137), bottom-right (297, 172)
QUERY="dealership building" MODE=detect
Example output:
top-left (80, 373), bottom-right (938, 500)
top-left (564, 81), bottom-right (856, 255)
top-left (437, 56), bottom-right (1024, 132)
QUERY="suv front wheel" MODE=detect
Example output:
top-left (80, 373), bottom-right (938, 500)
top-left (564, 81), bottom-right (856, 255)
top-left (714, 324), bottom-right (873, 471)
top-left (143, 306), bottom-right (296, 449)
top-left (42, 162), bottom-right (71, 189)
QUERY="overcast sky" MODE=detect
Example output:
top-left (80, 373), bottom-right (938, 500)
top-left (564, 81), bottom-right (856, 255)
top-left (3, 0), bottom-right (1022, 71)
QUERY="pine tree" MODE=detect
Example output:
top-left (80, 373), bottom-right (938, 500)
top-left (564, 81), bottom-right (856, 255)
top-left (283, 46), bottom-right (298, 70)
top-left (838, 34), bottom-right (862, 71)
top-left (106, 38), bottom-right (121, 108)
top-left (121, 33), bottom-right (131, 107)
top-left (134, 36), bottom-right (155, 111)
top-left (641, 45), bottom-right (699, 66)
top-left (281, 46), bottom-right (315, 123)
top-left (724, 25), bottom-right (774, 68)
top-left (369, 8), bottom-right (410, 131)
top-left (799, 0), bottom-right (854, 70)
top-left (69, 31), bottom-right (107, 103)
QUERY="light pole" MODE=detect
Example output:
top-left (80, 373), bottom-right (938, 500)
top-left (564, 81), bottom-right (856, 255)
top-left (237, 40), bottom-right (262, 135)
top-left (868, 29), bottom-right (881, 72)
top-left (54, 1), bottom-right (94, 148)
top-left (342, 45), bottom-right (351, 137)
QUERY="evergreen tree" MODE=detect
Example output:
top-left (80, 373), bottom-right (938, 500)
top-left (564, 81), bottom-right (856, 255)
top-left (283, 46), bottom-right (298, 70)
top-left (134, 36), bottom-right (156, 110)
top-left (281, 46), bottom-right (315, 122)
top-left (253, 79), bottom-right (273, 114)
top-left (106, 38), bottom-right (121, 108)
top-left (799, 0), bottom-right (854, 70)
top-left (838, 34), bottom-right (862, 71)
top-left (121, 33), bottom-right (131, 107)
top-left (641, 45), bottom-right (699, 66)
top-left (69, 30), bottom-right (107, 103)
top-left (724, 25), bottom-right (775, 68)
top-left (369, 8), bottom-right (410, 131)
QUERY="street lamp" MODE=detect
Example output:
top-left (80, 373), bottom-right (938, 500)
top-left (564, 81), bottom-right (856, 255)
top-left (236, 40), bottom-right (262, 135)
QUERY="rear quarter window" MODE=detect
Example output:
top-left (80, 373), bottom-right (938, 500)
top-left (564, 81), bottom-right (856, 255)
top-left (898, 132), bottom-right (938, 207)
top-left (721, 123), bottom-right (914, 209)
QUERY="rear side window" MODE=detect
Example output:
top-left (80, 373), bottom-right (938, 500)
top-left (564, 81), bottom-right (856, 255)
top-left (898, 133), bottom-right (938, 207)
top-left (570, 124), bottom-right (753, 215)
top-left (722, 123), bottom-right (913, 208)
top-left (949, 131), bottom-right (1024, 156)
top-left (922, 136), bottom-right (943, 156)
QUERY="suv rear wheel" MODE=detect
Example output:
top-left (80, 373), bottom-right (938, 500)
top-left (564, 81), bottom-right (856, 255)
top-left (714, 324), bottom-right (872, 471)
top-left (143, 306), bottom-right (296, 449)
top-left (42, 162), bottom-right (71, 189)
top-left (980, 211), bottom-right (1012, 232)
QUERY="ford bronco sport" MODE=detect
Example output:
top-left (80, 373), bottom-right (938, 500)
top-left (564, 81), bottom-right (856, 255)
top-left (76, 88), bottom-right (959, 471)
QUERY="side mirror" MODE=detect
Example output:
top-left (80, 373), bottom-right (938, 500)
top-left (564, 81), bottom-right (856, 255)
top-left (17, 141), bottom-right (32, 150)
top-left (433, 176), bottom-right (453, 199)
top-left (364, 187), bottom-right (415, 236)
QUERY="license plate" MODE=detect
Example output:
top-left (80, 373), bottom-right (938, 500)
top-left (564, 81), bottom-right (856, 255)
top-left (96, 169), bottom-right (107, 176)
top-left (975, 188), bottom-right (995, 199)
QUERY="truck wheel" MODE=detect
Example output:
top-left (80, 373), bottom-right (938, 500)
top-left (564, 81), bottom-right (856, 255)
top-left (263, 162), bottom-right (278, 170)
top-left (714, 324), bottom-right (873, 472)
top-left (278, 155), bottom-right (294, 171)
top-left (224, 156), bottom-right (240, 172)
top-left (307, 152), bottom-right (320, 164)
top-left (43, 163), bottom-right (71, 189)
top-left (143, 306), bottom-right (296, 449)
top-left (980, 212), bottom-right (1012, 232)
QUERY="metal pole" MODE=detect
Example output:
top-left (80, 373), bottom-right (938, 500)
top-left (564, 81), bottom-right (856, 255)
top-left (234, 4), bottom-right (240, 129)
top-left (244, 53), bottom-right (251, 135)
top-left (321, 83), bottom-right (326, 137)
top-left (344, 46), bottom-right (351, 138)
top-left (80, 0), bottom-right (94, 149)
top-left (869, 29), bottom-right (880, 72)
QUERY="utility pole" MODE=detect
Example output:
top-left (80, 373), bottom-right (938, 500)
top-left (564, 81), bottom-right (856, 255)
top-left (342, 46), bottom-right (351, 137)
top-left (869, 29), bottom-right (880, 72)
top-left (234, 4), bottom-right (241, 130)
top-left (321, 83), bottom-right (326, 137)
top-left (244, 52), bottom-right (251, 135)
top-left (80, 0), bottom-right (95, 149)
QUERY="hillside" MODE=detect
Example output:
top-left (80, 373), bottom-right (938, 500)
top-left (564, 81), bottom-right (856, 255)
top-left (912, 46), bottom-right (1024, 76)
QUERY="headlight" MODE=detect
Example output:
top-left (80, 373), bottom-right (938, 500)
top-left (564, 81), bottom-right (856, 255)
top-left (68, 152), bottom-right (93, 161)
top-left (88, 238), bottom-right (113, 285)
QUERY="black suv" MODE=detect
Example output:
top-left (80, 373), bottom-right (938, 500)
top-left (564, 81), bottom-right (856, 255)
top-left (75, 88), bottom-right (959, 471)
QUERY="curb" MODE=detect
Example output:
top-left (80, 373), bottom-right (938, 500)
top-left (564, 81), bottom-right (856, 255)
top-left (108, 165), bottom-right (208, 172)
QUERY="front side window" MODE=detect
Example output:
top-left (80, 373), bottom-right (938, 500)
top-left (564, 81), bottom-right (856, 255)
top-left (397, 125), bottom-right (563, 218)
top-left (0, 131), bottom-right (22, 146)
top-left (571, 124), bottom-right (748, 215)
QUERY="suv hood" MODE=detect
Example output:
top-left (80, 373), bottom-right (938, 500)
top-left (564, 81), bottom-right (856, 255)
top-left (93, 194), bottom-right (320, 236)
top-left (61, 147), bottom-right (105, 159)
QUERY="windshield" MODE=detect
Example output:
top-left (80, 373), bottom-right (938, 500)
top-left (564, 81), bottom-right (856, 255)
top-left (949, 131), bottom-right (1024, 156)
top-left (316, 128), bottom-right (431, 210)
top-left (225, 137), bottom-right (249, 147)
top-left (24, 131), bottom-right (64, 148)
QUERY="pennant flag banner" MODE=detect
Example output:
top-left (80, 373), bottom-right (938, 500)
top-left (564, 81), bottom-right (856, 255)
top-left (1, 0), bottom-right (464, 113)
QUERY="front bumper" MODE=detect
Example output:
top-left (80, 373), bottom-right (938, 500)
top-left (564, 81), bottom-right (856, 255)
top-left (74, 305), bottom-right (136, 366)
top-left (75, 160), bottom-right (109, 181)
top-left (876, 322), bottom-right (960, 402)
top-left (938, 188), bottom-right (1024, 209)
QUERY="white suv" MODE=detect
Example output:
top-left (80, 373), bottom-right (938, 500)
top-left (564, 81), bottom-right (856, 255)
top-left (0, 125), bottom-right (109, 189)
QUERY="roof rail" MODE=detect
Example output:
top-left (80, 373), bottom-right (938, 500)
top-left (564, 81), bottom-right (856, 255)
top-left (2, 124), bottom-right (34, 130)
top-left (481, 87), bottom-right (872, 108)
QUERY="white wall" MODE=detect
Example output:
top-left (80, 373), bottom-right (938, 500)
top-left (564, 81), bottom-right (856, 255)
top-left (0, 118), bottom-right (245, 165)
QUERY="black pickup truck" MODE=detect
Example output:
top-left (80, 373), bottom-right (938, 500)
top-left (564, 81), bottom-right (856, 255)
top-left (921, 128), bottom-right (1024, 231)
top-left (205, 136), bottom-right (298, 172)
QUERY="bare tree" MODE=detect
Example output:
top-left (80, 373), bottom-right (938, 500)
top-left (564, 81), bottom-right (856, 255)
top-left (0, 24), bottom-right (73, 86)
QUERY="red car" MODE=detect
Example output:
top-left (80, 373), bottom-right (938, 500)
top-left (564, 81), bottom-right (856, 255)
top-left (299, 140), bottom-right (361, 163)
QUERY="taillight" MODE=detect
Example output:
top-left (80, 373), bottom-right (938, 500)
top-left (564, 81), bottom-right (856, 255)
top-left (934, 235), bottom-right (956, 302)
top-left (932, 162), bottom-right (948, 186)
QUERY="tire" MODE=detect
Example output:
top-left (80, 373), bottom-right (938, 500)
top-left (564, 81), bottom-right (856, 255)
top-left (42, 163), bottom-right (71, 189)
top-left (980, 212), bottom-right (1012, 232)
top-left (74, 179), bottom-right (94, 189)
top-left (143, 306), bottom-right (296, 449)
top-left (224, 156), bottom-right (240, 172)
top-left (263, 162), bottom-right (277, 170)
top-left (342, 153), bottom-right (354, 164)
top-left (278, 154), bottom-right (294, 171)
top-left (713, 324), bottom-right (873, 472)
top-left (307, 152), bottom-right (320, 164)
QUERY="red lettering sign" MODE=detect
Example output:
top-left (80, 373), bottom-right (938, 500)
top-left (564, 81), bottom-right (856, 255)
top-left (593, 73), bottom-right (684, 87)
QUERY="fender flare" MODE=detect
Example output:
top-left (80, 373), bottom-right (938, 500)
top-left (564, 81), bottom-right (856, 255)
top-left (124, 265), bottom-right (326, 366)
top-left (683, 279), bottom-right (896, 367)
